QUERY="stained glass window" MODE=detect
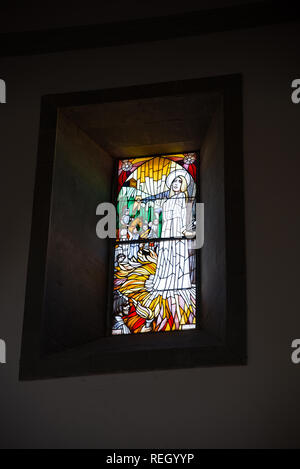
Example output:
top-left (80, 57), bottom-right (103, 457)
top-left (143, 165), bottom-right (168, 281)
top-left (112, 153), bottom-right (197, 335)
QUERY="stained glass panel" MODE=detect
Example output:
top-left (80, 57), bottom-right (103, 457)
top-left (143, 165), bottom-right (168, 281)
top-left (112, 153), bottom-right (197, 334)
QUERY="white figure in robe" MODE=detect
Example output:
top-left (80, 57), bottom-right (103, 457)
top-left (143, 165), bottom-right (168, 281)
top-left (142, 169), bottom-right (195, 330)
top-left (151, 171), bottom-right (192, 292)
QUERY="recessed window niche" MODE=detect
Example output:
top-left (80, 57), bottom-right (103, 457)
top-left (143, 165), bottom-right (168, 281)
top-left (20, 75), bottom-right (246, 379)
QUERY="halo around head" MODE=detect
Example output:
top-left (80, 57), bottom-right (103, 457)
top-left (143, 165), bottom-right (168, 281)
top-left (166, 169), bottom-right (191, 189)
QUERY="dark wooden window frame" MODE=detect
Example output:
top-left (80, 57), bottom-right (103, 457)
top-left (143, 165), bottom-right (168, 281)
top-left (20, 74), bottom-right (246, 380)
